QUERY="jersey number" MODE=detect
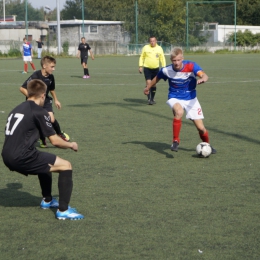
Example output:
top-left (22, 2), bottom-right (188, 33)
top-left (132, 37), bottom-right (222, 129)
top-left (5, 113), bottom-right (24, 135)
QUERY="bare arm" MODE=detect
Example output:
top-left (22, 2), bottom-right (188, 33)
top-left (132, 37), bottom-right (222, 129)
top-left (20, 86), bottom-right (28, 97)
top-left (50, 90), bottom-right (61, 109)
top-left (138, 48), bottom-right (145, 73)
top-left (77, 50), bottom-right (80, 58)
top-left (49, 134), bottom-right (78, 151)
top-left (197, 71), bottom-right (209, 85)
top-left (89, 50), bottom-right (94, 60)
top-left (144, 76), bottom-right (160, 95)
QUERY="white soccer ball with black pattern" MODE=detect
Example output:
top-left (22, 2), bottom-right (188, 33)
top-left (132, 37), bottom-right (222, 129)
top-left (196, 142), bottom-right (212, 157)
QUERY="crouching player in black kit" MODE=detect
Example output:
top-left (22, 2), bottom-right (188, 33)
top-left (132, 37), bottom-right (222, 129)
top-left (2, 79), bottom-right (84, 220)
top-left (20, 55), bottom-right (69, 148)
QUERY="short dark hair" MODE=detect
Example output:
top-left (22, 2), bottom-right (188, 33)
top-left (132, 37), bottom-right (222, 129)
top-left (27, 79), bottom-right (47, 98)
top-left (149, 36), bottom-right (156, 40)
top-left (40, 55), bottom-right (56, 68)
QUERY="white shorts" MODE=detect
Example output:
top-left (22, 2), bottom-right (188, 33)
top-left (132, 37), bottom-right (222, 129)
top-left (166, 97), bottom-right (204, 120)
top-left (23, 56), bottom-right (32, 62)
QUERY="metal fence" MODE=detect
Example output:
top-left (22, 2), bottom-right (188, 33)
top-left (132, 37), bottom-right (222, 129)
top-left (1, 40), bottom-right (260, 56)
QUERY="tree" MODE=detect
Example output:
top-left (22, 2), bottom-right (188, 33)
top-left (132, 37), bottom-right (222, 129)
top-left (3, 0), bottom-right (45, 21)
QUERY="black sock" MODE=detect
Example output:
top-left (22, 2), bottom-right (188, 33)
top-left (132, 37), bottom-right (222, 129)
top-left (84, 68), bottom-right (87, 75)
top-left (147, 87), bottom-right (151, 100)
top-left (150, 86), bottom-right (156, 100)
top-left (39, 131), bottom-right (45, 143)
top-left (58, 170), bottom-right (73, 211)
top-left (86, 68), bottom-right (89, 76)
top-left (52, 119), bottom-right (62, 135)
top-left (38, 173), bottom-right (52, 202)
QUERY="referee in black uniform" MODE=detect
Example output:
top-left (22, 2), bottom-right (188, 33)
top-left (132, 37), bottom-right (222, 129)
top-left (2, 79), bottom-right (84, 220)
top-left (77, 37), bottom-right (94, 79)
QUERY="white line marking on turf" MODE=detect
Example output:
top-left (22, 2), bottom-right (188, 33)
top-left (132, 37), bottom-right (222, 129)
top-left (1, 79), bottom-right (260, 86)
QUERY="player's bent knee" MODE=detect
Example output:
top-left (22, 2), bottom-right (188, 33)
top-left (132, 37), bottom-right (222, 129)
top-left (50, 156), bottom-right (72, 172)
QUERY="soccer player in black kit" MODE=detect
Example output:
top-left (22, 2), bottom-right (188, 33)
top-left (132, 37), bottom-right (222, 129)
top-left (2, 79), bottom-right (84, 220)
top-left (20, 55), bottom-right (69, 148)
top-left (77, 37), bottom-right (94, 78)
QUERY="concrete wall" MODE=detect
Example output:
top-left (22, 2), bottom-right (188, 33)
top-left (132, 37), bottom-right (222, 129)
top-left (52, 24), bottom-right (130, 46)
top-left (0, 28), bottom-right (48, 41)
top-left (200, 25), bottom-right (260, 45)
top-left (217, 25), bottom-right (260, 43)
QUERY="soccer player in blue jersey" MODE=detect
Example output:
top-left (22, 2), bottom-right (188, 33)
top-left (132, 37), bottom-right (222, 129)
top-left (144, 47), bottom-right (216, 153)
top-left (22, 37), bottom-right (36, 74)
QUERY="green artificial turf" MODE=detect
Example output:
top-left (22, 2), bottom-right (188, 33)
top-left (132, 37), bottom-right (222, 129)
top-left (0, 54), bottom-right (259, 259)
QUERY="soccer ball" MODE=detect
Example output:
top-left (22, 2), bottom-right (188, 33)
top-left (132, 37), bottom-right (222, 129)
top-left (196, 142), bottom-right (212, 157)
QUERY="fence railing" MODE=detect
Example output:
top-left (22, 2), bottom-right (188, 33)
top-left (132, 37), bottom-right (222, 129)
top-left (1, 40), bottom-right (260, 56)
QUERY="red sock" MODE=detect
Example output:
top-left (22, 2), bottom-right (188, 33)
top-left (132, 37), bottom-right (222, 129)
top-left (31, 63), bottom-right (36, 70)
top-left (24, 64), bottom-right (28, 72)
top-left (200, 131), bottom-right (209, 143)
top-left (173, 118), bottom-right (182, 143)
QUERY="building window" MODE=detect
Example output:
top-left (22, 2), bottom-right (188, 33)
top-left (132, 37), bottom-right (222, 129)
top-left (81, 26), bottom-right (88, 33)
top-left (90, 25), bottom-right (98, 33)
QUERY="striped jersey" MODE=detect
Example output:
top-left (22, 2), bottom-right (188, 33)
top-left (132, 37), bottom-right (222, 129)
top-left (157, 60), bottom-right (204, 100)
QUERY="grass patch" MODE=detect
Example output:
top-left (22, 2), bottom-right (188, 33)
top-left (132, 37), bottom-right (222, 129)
top-left (0, 54), bottom-right (260, 259)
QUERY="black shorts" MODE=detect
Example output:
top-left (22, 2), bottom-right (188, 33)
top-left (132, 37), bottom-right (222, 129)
top-left (43, 98), bottom-right (53, 113)
top-left (143, 67), bottom-right (159, 81)
top-left (3, 151), bottom-right (56, 176)
top-left (81, 57), bottom-right (88, 64)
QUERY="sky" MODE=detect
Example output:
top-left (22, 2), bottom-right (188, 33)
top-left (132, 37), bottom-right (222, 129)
top-left (27, 0), bottom-right (67, 11)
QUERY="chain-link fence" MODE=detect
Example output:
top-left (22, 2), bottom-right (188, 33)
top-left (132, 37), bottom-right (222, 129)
top-left (1, 40), bottom-right (260, 57)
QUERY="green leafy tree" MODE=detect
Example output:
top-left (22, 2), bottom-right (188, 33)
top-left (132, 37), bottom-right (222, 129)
top-left (61, 0), bottom-right (185, 44)
top-left (3, 0), bottom-right (45, 21)
top-left (228, 29), bottom-right (260, 47)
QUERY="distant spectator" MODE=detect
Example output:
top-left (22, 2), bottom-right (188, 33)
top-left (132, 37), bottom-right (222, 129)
top-left (36, 38), bottom-right (44, 59)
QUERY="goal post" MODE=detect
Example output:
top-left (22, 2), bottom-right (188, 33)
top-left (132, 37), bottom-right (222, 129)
top-left (186, 1), bottom-right (237, 50)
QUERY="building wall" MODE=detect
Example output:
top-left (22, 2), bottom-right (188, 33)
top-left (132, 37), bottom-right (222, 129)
top-left (0, 28), bottom-right (48, 41)
top-left (55, 24), bottom-right (129, 46)
top-left (217, 25), bottom-right (260, 43)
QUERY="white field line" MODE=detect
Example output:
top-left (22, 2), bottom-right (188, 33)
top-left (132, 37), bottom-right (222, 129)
top-left (1, 79), bottom-right (260, 86)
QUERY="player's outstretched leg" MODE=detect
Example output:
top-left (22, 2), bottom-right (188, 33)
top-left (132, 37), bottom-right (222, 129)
top-left (193, 119), bottom-right (217, 154)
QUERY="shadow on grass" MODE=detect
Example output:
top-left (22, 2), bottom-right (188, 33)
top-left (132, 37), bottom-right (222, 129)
top-left (67, 100), bottom-right (260, 145)
top-left (0, 183), bottom-right (41, 207)
top-left (123, 141), bottom-right (174, 158)
top-left (123, 98), bottom-right (148, 105)
top-left (70, 75), bottom-right (84, 78)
